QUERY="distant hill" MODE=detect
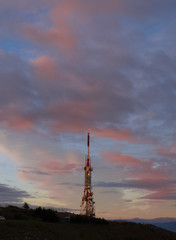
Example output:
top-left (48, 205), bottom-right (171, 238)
top-left (127, 217), bottom-right (176, 224)
top-left (115, 218), bottom-right (176, 233)
top-left (154, 222), bottom-right (176, 233)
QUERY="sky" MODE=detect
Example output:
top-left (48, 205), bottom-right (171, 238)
top-left (0, 0), bottom-right (176, 220)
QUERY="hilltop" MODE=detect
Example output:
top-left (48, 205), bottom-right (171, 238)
top-left (0, 220), bottom-right (175, 240)
top-left (0, 206), bottom-right (175, 240)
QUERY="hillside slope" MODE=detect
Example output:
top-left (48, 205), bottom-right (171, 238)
top-left (154, 222), bottom-right (176, 233)
top-left (116, 218), bottom-right (176, 233)
top-left (0, 220), bottom-right (176, 240)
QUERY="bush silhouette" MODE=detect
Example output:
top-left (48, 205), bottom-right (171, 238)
top-left (70, 214), bottom-right (108, 224)
top-left (33, 207), bottom-right (59, 222)
top-left (23, 202), bottom-right (30, 210)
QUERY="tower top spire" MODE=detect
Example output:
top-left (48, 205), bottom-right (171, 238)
top-left (87, 132), bottom-right (90, 158)
top-left (87, 132), bottom-right (90, 148)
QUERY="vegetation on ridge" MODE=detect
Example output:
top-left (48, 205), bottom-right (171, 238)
top-left (0, 205), bottom-right (175, 240)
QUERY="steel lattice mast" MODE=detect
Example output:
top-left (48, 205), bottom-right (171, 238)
top-left (80, 133), bottom-right (95, 216)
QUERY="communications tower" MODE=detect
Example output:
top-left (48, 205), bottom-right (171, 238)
top-left (80, 133), bottom-right (95, 216)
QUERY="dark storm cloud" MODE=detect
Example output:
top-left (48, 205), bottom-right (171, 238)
top-left (0, 184), bottom-right (32, 203)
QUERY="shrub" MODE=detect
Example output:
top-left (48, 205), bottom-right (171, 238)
top-left (33, 207), bottom-right (60, 223)
top-left (70, 214), bottom-right (108, 224)
top-left (23, 202), bottom-right (30, 210)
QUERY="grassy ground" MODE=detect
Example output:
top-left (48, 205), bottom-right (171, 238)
top-left (0, 220), bottom-right (175, 240)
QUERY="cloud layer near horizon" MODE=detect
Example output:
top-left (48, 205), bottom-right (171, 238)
top-left (0, 0), bottom-right (176, 218)
top-left (0, 184), bottom-right (31, 203)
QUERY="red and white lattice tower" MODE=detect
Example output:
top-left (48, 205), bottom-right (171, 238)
top-left (80, 133), bottom-right (95, 216)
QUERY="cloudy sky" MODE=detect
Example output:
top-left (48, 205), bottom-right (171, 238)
top-left (0, 0), bottom-right (176, 219)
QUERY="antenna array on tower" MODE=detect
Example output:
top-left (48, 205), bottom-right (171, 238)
top-left (80, 133), bottom-right (95, 216)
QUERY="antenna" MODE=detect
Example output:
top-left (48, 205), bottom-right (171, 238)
top-left (80, 133), bottom-right (95, 216)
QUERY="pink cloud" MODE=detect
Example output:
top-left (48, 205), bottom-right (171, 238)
top-left (20, 1), bottom-right (122, 51)
top-left (23, 23), bottom-right (76, 50)
top-left (140, 187), bottom-right (176, 200)
top-left (52, 0), bottom-right (176, 19)
top-left (0, 50), bottom-right (140, 139)
top-left (133, 168), bottom-right (168, 184)
top-left (8, 117), bottom-right (34, 130)
top-left (0, 0), bottom-right (55, 10)
top-left (93, 128), bottom-right (139, 143)
top-left (17, 169), bottom-right (70, 202)
top-left (103, 152), bottom-right (152, 167)
top-left (45, 99), bottom-right (98, 134)
top-left (51, 0), bottom-right (122, 18)
top-left (7, 139), bottom-right (83, 203)
top-left (32, 56), bottom-right (58, 81)
top-left (157, 144), bottom-right (176, 158)
top-left (0, 104), bottom-right (34, 130)
top-left (40, 161), bottom-right (79, 174)
top-left (103, 151), bottom-right (168, 181)
top-left (46, 100), bottom-right (141, 143)
top-left (103, 151), bottom-right (176, 200)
